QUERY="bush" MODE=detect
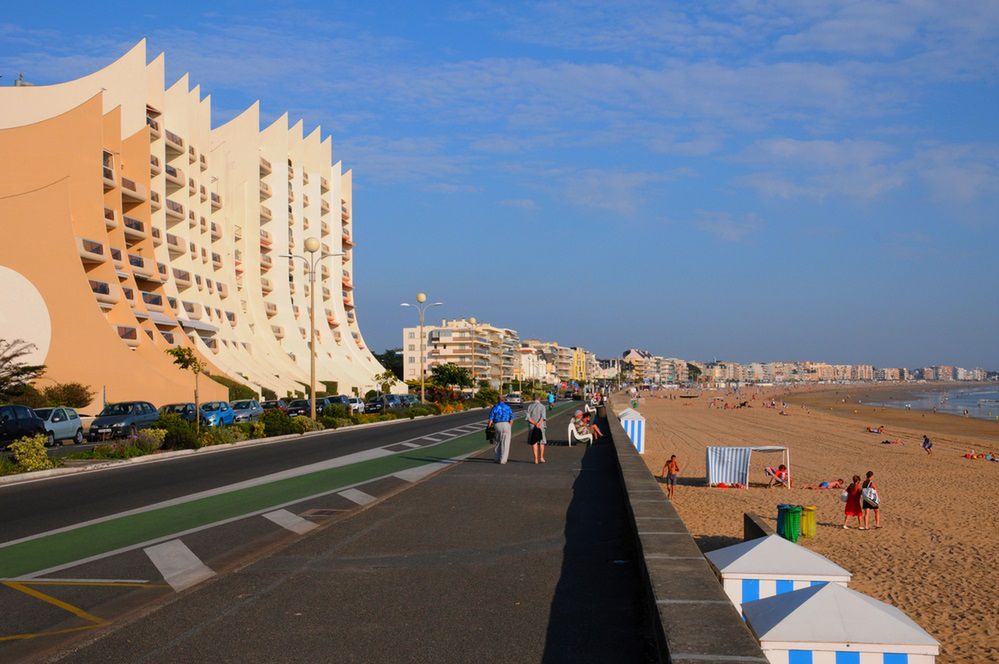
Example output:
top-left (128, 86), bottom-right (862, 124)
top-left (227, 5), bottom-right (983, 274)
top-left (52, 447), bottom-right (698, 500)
top-left (261, 409), bottom-right (294, 437)
top-left (322, 404), bottom-right (350, 419)
top-left (209, 375), bottom-right (257, 401)
top-left (135, 428), bottom-right (166, 454)
top-left (402, 405), bottom-right (433, 419)
top-left (9, 434), bottom-right (54, 471)
top-left (261, 387), bottom-right (277, 401)
top-left (0, 454), bottom-right (18, 476)
top-left (475, 387), bottom-right (501, 404)
top-left (154, 414), bottom-right (200, 450)
top-left (375, 413), bottom-right (398, 422)
top-left (364, 389), bottom-right (379, 400)
top-left (290, 416), bottom-right (323, 434)
top-left (200, 426), bottom-right (246, 447)
top-left (90, 442), bottom-right (145, 459)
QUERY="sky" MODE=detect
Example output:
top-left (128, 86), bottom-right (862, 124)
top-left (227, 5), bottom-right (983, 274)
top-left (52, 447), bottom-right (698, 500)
top-left (2, 1), bottom-right (997, 368)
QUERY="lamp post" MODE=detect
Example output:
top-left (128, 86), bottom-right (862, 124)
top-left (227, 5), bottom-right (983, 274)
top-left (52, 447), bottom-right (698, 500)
top-left (281, 237), bottom-right (342, 420)
top-left (401, 293), bottom-right (442, 403)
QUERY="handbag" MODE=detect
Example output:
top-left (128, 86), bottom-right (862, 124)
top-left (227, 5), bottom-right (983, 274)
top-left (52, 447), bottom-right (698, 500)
top-left (485, 423), bottom-right (495, 442)
top-left (861, 486), bottom-right (879, 507)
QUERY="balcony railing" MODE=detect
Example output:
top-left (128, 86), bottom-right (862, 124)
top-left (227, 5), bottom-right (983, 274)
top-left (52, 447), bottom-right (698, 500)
top-left (188, 145), bottom-right (197, 164)
top-left (218, 283), bottom-right (228, 298)
top-left (259, 229), bottom-right (272, 246)
top-left (164, 163), bottom-right (184, 186)
top-left (200, 185), bottom-right (207, 202)
top-left (172, 268), bottom-right (192, 288)
top-left (165, 198), bottom-right (184, 220)
top-left (149, 154), bottom-right (161, 175)
top-left (259, 181), bottom-right (272, 199)
top-left (120, 177), bottom-right (147, 202)
top-left (302, 194), bottom-right (310, 207)
top-left (320, 221), bottom-right (330, 235)
top-left (151, 225), bottom-right (162, 245)
top-left (158, 262), bottom-right (168, 276)
top-left (146, 116), bottom-right (161, 139)
top-left (167, 296), bottom-right (177, 310)
top-left (260, 253), bottom-right (273, 269)
top-left (260, 204), bottom-right (272, 221)
top-left (303, 172), bottom-right (310, 185)
top-left (199, 153), bottom-right (207, 171)
top-left (188, 177), bottom-right (196, 196)
top-left (211, 222), bottom-right (221, 240)
top-left (233, 225), bottom-right (242, 240)
top-left (89, 279), bottom-right (118, 306)
top-left (161, 331), bottom-right (175, 345)
top-left (320, 198), bottom-right (330, 213)
top-left (260, 156), bottom-right (272, 174)
top-left (76, 237), bottom-right (105, 264)
top-left (129, 253), bottom-right (153, 278)
top-left (123, 215), bottom-right (146, 242)
top-left (320, 176), bottom-right (330, 191)
top-left (226, 311), bottom-right (236, 325)
top-left (287, 162), bottom-right (294, 179)
top-left (102, 151), bottom-right (116, 189)
top-left (210, 192), bottom-right (222, 209)
top-left (166, 233), bottom-right (183, 254)
top-left (182, 301), bottom-right (202, 319)
top-left (104, 207), bottom-right (119, 230)
top-left (141, 291), bottom-right (164, 310)
top-left (110, 247), bottom-right (122, 267)
top-left (149, 189), bottom-right (161, 210)
top-left (342, 233), bottom-right (354, 247)
top-left (265, 302), bottom-right (278, 316)
top-left (271, 325), bottom-right (284, 339)
top-left (211, 252), bottom-right (222, 268)
top-left (261, 277), bottom-right (273, 293)
top-left (117, 325), bottom-right (140, 347)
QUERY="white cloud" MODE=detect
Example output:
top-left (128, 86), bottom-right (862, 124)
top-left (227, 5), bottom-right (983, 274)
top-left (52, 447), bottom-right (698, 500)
top-left (694, 211), bottom-right (764, 242)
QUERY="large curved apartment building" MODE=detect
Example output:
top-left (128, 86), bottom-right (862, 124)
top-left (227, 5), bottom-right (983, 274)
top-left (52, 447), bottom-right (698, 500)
top-left (0, 40), bottom-right (386, 407)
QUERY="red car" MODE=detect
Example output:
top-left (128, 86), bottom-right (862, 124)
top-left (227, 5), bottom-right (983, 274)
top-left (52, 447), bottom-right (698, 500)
top-left (260, 399), bottom-right (289, 414)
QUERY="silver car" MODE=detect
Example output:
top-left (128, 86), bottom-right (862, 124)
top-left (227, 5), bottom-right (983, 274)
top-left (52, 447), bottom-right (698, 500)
top-left (231, 399), bottom-right (264, 423)
top-left (33, 407), bottom-right (86, 445)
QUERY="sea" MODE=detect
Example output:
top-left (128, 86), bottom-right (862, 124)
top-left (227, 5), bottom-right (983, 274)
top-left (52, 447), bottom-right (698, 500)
top-left (868, 386), bottom-right (999, 422)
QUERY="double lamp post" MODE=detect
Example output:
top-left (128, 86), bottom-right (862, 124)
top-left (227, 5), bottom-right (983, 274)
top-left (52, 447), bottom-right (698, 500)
top-left (401, 293), bottom-right (442, 403)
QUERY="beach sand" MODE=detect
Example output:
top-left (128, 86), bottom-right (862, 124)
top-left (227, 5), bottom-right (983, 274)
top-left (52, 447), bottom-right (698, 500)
top-left (629, 385), bottom-right (999, 664)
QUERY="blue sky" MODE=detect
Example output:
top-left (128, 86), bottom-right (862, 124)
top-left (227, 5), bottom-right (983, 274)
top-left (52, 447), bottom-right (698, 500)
top-left (3, 1), bottom-right (997, 368)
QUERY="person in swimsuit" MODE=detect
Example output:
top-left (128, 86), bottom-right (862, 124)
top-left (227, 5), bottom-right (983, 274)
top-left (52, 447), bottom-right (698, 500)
top-left (843, 475), bottom-right (865, 529)
top-left (659, 455), bottom-right (680, 499)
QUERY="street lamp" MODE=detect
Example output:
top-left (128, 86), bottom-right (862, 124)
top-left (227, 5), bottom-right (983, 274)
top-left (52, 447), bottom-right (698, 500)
top-left (281, 237), bottom-right (343, 420)
top-left (401, 293), bottom-right (442, 403)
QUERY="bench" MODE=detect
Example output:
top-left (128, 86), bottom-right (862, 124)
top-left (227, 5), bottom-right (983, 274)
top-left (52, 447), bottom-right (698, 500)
top-left (567, 421), bottom-right (592, 446)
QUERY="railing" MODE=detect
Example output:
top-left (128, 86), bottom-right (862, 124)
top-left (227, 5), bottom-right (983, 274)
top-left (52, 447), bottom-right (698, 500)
top-left (161, 331), bottom-right (175, 344)
top-left (150, 154), bottom-right (161, 170)
top-left (166, 199), bottom-right (184, 215)
top-left (260, 204), bottom-right (272, 221)
top-left (199, 153), bottom-right (207, 170)
top-left (260, 156), bottom-right (272, 173)
top-left (165, 164), bottom-right (179, 178)
top-left (167, 297), bottom-right (177, 309)
top-left (260, 254), bottom-right (272, 266)
top-left (259, 229), bottom-right (272, 245)
top-left (172, 268), bottom-right (191, 283)
top-left (226, 311), bottom-right (236, 323)
top-left (117, 326), bottom-right (138, 341)
top-left (110, 247), bottom-right (122, 263)
top-left (212, 252), bottom-right (222, 266)
top-left (210, 192), bottom-right (222, 207)
top-left (128, 253), bottom-right (145, 269)
top-left (121, 178), bottom-right (143, 197)
top-left (200, 185), bottom-right (207, 201)
top-left (89, 280), bottom-right (111, 295)
top-left (158, 262), bottom-right (167, 276)
top-left (320, 176), bottom-right (330, 191)
top-left (78, 237), bottom-right (105, 259)
top-left (233, 225), bottom-right (243, 240)
top-left (141, 291), bottom-right (163, 306)
top-left (104, 207), bottom-right (118, 229)
top-left (211, 222), bottom-right (221, 239)
top-left (149, 190), bottom-right (161, 206)
top-left (166, 233), bottom-right (182, 248)
top-left (151, 226), bottom-right (161, 242)
top-left (121, 287), bottom-right (134, 300)
top-left (183, 302), bottom-right (195, 313)
top-left (303, 172), bottom-right (310, 185)
top-left (123, 216), bottom-right (144, 233)
top-left (146, 116), bottom-right (160, 133)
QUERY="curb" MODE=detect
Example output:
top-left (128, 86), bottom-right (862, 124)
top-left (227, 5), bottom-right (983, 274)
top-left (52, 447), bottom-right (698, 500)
top-left (0, 407), bottom-right (489, 487)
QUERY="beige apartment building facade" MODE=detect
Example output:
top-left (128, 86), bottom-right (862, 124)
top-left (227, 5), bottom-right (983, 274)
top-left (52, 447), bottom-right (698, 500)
top-left (403, 318), bottom-right (520, 388)
top-left (0, 41), bottom-right (387, 408)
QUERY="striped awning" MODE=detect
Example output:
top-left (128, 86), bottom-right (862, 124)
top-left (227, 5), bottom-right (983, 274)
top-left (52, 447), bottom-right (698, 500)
top-left (705, 446), bottom-right (753, 486)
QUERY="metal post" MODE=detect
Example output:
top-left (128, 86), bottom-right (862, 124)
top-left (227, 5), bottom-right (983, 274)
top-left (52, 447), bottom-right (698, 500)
top-left (419, 307), bottom-right (426, 403)
top-left (309, 254), bottom-right (317, 421)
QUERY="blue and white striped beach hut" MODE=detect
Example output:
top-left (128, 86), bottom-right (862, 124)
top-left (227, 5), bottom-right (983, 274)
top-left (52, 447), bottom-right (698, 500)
top-left (704, 535), bottom-right (851, 611)
top-left (705, 445), bottom-right (791, 487)
top-left (617, 408), bottom-right (645, 454)
top-left (743, 583), bottom-right (939, 664)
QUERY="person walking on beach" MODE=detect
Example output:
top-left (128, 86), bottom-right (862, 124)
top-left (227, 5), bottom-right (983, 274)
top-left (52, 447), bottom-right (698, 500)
top-left (861, 470), bottom-right (882, 529)
top-left (488, 395), bottom-right (515, 464)
top-left (922, 434), bottom-right (933, 454)
top-left (525, 394), bottom-right (547, 464)
top-left (843, 475), bottom-right (865, 529)
top-left (659, 455), bottom-right (680, 499)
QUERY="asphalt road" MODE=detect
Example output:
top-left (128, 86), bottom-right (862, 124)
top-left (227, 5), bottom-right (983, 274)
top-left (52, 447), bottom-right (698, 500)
top-left (0, 407), bottom-right (509, 543)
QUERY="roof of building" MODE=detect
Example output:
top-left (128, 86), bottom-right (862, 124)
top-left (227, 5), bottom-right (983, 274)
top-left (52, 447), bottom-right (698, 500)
top-left (705, 535), bottom-right (850, 578)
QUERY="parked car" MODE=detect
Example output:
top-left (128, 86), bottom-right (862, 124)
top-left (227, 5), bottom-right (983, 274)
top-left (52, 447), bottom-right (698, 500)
top-left (33, 407), bottom-right (85, 445)
top-left (0, 404), bottom-right (47, 448)
top-left (159, 402), bottom-right (200, 424)
top-left (504, 393), bottom-right (524, 405)
top-left (199, 401), bottom-right (235, 427)
top-left (400, 394), bottom-right (420, 407)
top-left (89, 401), bottom-right (159, 441)
top-left (364, 395), bottom-right (406, 413)
top-left (287, 397), bottom-right (333, 418)
top-left (261, 399), bottom-right (289, 414)
top-left (231, 399), bottom-right (264, 423)
top-left (347, 396), bottom-right (365, 414)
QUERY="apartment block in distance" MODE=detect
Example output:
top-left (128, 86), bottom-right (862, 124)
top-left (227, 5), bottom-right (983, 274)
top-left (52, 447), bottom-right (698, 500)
top-left (0, 41), bottom-right (387, 408)
top-left (403, 318), bottom-right (520, 387)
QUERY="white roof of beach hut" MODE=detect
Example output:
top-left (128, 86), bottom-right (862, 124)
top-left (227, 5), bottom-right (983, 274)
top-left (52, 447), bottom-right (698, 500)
top-left (743, 583), bottom-right (939, 655)
top-left (705, 535), bottom-right (851, 580)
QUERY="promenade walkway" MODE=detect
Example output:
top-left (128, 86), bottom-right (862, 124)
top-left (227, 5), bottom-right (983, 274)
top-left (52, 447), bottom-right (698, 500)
top-left (63, 406), bottom-right (657, 663)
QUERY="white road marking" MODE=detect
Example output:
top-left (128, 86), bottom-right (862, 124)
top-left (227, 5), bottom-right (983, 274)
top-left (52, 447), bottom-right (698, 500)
top-left (144, 540), bottom-right (215, 592)
top-left (398, 442), bottom-right (421, 449)
top-left (338, 488), bottom-right (377, 505)
top-left (263, 509), bottom-right (318, 535)
top-left (394, 462), bottom-right (454, 483)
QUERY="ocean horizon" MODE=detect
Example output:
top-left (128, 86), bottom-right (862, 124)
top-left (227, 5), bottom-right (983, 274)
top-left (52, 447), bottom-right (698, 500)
top-left (869, 386), bottom-right (999, 422)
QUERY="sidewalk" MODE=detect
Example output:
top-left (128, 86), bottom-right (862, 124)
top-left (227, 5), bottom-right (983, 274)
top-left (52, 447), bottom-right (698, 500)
top-left (62, 407), bottom-right (657, 663)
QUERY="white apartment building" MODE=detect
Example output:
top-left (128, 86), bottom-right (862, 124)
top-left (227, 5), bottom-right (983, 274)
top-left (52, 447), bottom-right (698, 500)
top-left (403, 318), bottom-right (520, 387)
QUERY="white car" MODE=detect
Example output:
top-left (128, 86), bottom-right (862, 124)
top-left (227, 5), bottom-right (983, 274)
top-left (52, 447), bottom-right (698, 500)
top-left (347, 397), bottom-right (365, 414)
top-left (33, 407), bottom-right (86, 445)
top-left (505, 393), bottom-right (524, 405)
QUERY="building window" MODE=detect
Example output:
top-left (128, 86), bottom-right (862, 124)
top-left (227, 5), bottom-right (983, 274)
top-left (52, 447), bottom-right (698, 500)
top-left (408, 344), bottom-right (415, 351)
top-left (408, 357), bottom-right (415, 363)
top-left (408, 332), bottom-right (415, 339)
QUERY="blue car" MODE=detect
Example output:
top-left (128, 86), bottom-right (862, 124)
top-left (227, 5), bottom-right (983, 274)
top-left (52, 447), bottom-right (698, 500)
top-left (199, 401), bottom-right (234, 427)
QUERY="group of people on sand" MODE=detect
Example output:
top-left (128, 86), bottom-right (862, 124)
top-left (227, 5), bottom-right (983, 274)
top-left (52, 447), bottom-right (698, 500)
top-left (842, 471), bottom-right (882, 530)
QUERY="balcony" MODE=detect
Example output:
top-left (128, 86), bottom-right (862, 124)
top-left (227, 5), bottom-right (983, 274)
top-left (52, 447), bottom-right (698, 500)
top-left (233, 225), bottom-right (242, 241)
top-left (271, 325), bottom-right (285, 340)
top-left (259, 229), bottom-right (272, 247)
top-left (341, 275), bottom-right (352, 289)
top-left (157, 262), bottom-right (168, 278)
top-left (120, 177), bottom-right (147, 202)
top-left (287, 189), bottom-right (295, 203)
top-left (151, 226), bottom-right (162, 247)
top-left (167, 296), bottom-right (177, 311)
top-left (218, 283), bottom-right (229, 298)
top-left (188, 178), bottom-right (196, 196)
top-left (226, 311), bottom-right (236, 326)
top-left (320, 198), bottom-right (330, 214)
top-left (261, 277), bottom-right (273, 294)
top-left (259, 156), bottom-right (272, 175)
top-left (117, 325), bottom-right (140, 348)
top-left (165, 198), bottom-right (184, 220)
top-left (110, 247), bottom-right (123, 268)
top-left (149, 189), bottom-right (162, 211)
top-left (172, 268), bottom-right (192, 289)
top-left (343, 296), bottom-right (354, 309)
top-left (260, 253), bottom-right (273, 270)
top-left (199, 217), bottom-right (208, 234)
top-left (104, 207), bottom-right (119, 230)
top-left (265, 302), bottom-right (278, 317)
top-left (326, 310), bottom-right (339, 327)
top-left (146, 116), bottom-right (161, 139)
top-left (164, 163), bottom-right (185, 187)
top-left (342, 233), bottom-right (354, 247)
top-left (321, 286), bottom-right (331, 300)
top-left (302, 217), bottom-right (310, 230)
top-left (302, 194), bottom-right (310, 207)
top-left (287, 162), bottom-right (294, 180)
top-left (303, 172), bottom-right (310, 185)
top-left (123, 215), bottom-right (147, 242)
top-left (76, 237), bottom-right (106, 264)
top-left (166, 233), bottom-right (184, 255)
top-left (212, 252), bottom-right (222, 269)
top-left (188, 145), bottom-right (197, 164)
top-left (211, 222), bottom-right (221, 241)
top-left (182, 301), bottom-right (202, 320)
top-left (161, 331), bottom-right (176, 345)
top-left (165, 130), bottom-right (184, 153)
top-left (320, 176), bottom-right (329, 192)
top-left (129, 253), bottom-right (153, 279)
top-left (141, 291), bottom-right (164, 312)
top-left (102, 151), bottom-right (116, 189)
top-left (200, 185), bottom-right (207, 202)
top-left (260, 204), bottom-right (272, 222)
top-left (320, 221), bottom-right (330, 235)
top-left (199, 153), bottom-right (207, 171)
top-left (89, 279), bottom-right (119, 307)
top-left (150, 154), bottom-right (161, 175)
top-left (210, 192), bottom-right (222, 210)
top-left (259, 181), bottom-right (272, 199)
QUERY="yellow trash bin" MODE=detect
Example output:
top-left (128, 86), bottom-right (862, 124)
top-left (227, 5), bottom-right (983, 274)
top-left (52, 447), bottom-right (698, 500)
top-left (801, 505), bottom-right (817, 538)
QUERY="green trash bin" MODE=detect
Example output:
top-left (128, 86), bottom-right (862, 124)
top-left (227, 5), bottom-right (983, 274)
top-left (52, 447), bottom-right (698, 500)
top-left (783, 505), bottom-right (802, 543)
top-left (776, 504), bottom-right (789, 538)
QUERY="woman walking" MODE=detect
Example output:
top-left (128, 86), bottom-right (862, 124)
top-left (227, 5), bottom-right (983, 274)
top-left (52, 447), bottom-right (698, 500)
top-left (842, 475), bottom-right (865, 529)
top-left (861, 470), bottom-right (882, 529)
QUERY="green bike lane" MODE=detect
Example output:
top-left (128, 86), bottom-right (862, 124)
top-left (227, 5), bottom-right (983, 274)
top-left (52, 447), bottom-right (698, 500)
top-left (0, 403), bottom-right (575, 580)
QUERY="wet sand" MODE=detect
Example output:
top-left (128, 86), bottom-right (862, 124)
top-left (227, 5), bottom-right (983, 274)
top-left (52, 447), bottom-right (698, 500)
top-left (628, 385), bottom-right (999, 664)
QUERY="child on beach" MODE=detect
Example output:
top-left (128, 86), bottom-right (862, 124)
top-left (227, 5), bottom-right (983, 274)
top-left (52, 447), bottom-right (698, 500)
top-left (659, 455), bottom-right (680, 499)
top-left (766, 464), bottom-right (789, 488)
top-left (922, 435), bottom-right (933, 454)
top-left (843, 475), bottom-right (865, 529)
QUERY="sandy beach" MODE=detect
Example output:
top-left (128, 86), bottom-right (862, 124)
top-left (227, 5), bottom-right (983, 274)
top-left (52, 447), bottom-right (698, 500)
top-left (629, 385), bottom-right (999, 664)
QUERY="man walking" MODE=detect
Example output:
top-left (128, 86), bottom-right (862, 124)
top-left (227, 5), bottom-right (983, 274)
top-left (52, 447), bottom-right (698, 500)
top-left (489, 394), bottom-right (515, 464)
top-left (525, 393), bottom-right (547, 464)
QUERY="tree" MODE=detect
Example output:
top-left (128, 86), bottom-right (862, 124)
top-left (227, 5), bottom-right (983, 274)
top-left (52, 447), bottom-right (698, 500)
top-left (166, 347), bottom-right (207, 435)
top-left (686, 362), bottom-right (702, 383)
top-left (373, 348), bottom-right (404, 380)
top-left (0, 338), bottom-right (46, 402)
top-left (373, 369), bottom-right (399, 414)
top-left (40, 382), bottom-right (94, 408)
top-left (430, 363), bottom-right (473, 391)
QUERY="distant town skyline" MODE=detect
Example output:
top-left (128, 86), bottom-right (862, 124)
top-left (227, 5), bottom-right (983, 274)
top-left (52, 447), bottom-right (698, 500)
top-left (3, 2), bottom-right (996, 369)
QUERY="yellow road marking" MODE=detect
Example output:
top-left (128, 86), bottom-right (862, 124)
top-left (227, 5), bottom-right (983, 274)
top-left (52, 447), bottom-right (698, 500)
top-left (3, 581), bottom-right (108, 626)
top-left (0, 624), bottom-right (101, 642)
top-left (17, 580), bottom-right (168, 588)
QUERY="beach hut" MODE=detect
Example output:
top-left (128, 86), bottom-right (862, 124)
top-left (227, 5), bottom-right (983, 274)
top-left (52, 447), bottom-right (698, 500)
top-left (617, 408), bottom-right (645, 454)
top-left (706, 445), bottom-right (791, 487)
top-left (742, 583), bottom-right (939, 664)
top-left (704, 535), bottom-right (851, 611)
